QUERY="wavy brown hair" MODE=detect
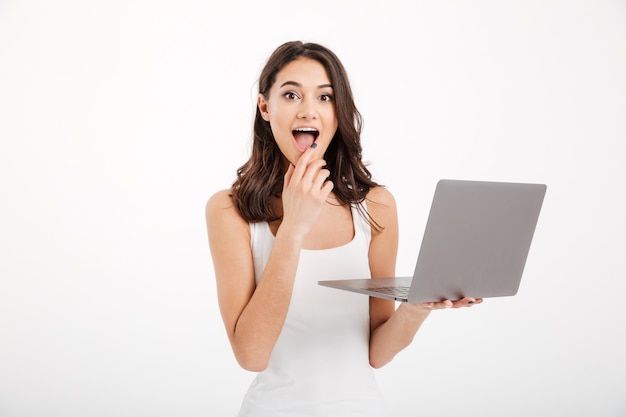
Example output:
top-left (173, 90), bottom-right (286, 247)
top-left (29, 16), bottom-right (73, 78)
top-left (231, 41), bottom-right (382, 230)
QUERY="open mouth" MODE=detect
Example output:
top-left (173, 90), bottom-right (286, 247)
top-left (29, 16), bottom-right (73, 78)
top-left (292, 127), bottom-right (319, 150)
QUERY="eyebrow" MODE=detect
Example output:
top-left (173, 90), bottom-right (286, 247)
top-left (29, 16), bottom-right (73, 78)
top-left (279, 81), bottom-right (333, 89)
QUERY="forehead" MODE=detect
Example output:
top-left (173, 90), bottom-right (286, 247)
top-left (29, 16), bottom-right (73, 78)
top-left (274, 57), bottom-right (332, 87)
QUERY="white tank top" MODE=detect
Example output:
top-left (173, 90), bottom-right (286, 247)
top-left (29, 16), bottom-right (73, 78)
top-left (238, 204), bottom-right (389, 417)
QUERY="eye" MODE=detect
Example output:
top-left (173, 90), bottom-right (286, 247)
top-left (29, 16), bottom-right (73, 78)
top-left (320, 94), bottom-right (333, 102)
top-left (284, 91), bottom-right (300, 100)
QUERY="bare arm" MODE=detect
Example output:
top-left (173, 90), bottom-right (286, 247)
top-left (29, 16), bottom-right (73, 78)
top-left (206, 147), bottom-right (332, 371)
top-left (367, 187), bottom-right (481, 368)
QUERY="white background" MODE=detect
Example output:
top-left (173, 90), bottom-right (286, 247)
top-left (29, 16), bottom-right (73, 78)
top-left (1, 1), bottom-right (625, 416)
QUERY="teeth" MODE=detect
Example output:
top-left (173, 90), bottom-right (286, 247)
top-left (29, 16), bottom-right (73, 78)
top-left (294, 127), bottom-right (318, 132)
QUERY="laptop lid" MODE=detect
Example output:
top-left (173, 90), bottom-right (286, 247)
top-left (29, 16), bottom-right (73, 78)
top-left (318, 179), bottom-right (546, 303)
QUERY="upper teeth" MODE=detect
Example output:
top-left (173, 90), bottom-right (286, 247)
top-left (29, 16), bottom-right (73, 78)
top-left (295, 128), bottom-right (317, 132)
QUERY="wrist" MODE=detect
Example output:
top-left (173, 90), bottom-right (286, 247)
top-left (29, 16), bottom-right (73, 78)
top-left (396, 302), bottom-right (431, 321)
top-left (274, 223), bottom-right (306, 247)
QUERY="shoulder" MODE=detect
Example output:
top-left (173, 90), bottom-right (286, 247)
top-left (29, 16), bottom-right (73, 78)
top-left (206, 189), bottom-right (234, 212)
top-left (364, 186), bottom-right (397, 235)
top-left (205, 189), bottom-right (248, 230)
top-left (365, 185), bottom-right (396, 208)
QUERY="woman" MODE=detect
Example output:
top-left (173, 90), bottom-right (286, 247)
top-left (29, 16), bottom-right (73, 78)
top-left (205, 40), bottom-right (481, 416)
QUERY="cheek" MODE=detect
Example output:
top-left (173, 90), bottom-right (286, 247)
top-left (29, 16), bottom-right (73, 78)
top-left (268, 107), bottom-right (291, 131)
top-left (325, 109), bottom-right (338, 131)
top-left (326, 118), bottom-right (339, 139)
top-left (269, 123), bottom-right (291, 143)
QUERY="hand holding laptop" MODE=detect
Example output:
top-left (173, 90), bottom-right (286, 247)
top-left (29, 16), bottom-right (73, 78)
top-left (418, 296), bottom-right (483, 310)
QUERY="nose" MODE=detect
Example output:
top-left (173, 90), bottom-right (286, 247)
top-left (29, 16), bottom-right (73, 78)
top-left (297, 97), bottom-right (318, 119)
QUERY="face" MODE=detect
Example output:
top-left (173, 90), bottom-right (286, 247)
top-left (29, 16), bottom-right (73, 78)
top-left (258, 58), bottom-right (338, 165)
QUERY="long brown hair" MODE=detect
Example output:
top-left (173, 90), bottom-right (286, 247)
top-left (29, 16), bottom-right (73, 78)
top-left (231, 41), bottom-right (381, 229)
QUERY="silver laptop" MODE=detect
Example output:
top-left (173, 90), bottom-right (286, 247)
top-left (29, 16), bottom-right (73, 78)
top-left (318, 179), bottom-right (546, 303)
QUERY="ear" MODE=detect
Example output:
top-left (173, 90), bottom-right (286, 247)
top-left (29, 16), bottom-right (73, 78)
top-left (257, 94), bottom-right (270, 121)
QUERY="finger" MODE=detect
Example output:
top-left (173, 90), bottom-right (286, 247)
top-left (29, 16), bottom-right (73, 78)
top-left (283, 163), bottom-right (295, 188)
top-left (320, 179), bottom-right (334, 199)
top-left (311, 166), bottom-right (331, 191)
top-left (291, 145), bottom-right (317, 182)
top-left (299, 159), bottom-right (328, 189)
top-left (422, 301), bottom-right (448, 310)
top-left (453, 297), bottom-right (477, 308)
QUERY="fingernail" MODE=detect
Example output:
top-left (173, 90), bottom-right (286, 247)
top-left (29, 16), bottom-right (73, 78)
top-left (310, 143), bottom-right (317, 149)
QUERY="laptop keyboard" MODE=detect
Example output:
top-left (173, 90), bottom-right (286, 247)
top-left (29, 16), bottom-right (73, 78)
top-left (365, 286), bottom-right (410, 298)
